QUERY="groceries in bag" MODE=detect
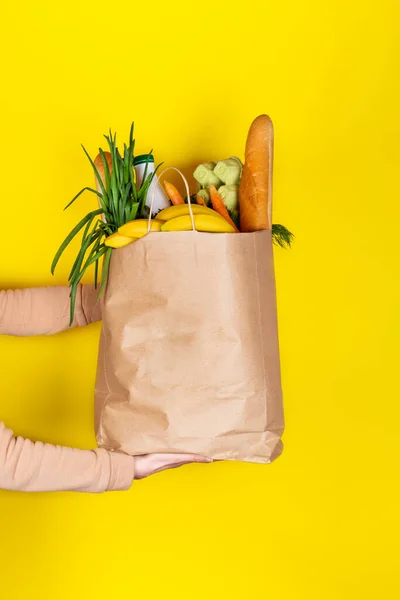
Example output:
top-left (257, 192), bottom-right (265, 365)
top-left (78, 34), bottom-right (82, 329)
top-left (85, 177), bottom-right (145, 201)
top-left (52, 118), bottom-right (293, 323)
top-left (51, 115), bottom-right (291, 464)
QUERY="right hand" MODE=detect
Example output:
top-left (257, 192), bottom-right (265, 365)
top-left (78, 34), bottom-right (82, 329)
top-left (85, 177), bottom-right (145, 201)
top-left (134, 453), bottom-right (212, 480)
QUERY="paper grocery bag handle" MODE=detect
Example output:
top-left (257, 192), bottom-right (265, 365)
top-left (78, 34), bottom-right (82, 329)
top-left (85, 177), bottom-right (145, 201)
top-left (148, 167), bottom-right (196, 233)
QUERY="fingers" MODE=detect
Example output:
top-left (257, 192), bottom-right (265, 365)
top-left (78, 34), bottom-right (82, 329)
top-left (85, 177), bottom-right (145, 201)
top-left (169, 454), bottom-right (212, 465)
top-left (134, 453), bottom-right (213, 480)
top-left (154, 455), bottom-right (212, 475)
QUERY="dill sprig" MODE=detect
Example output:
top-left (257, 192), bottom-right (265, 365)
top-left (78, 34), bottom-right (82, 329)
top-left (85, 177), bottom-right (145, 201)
top-left (272, 224), bottom-right (294, 248)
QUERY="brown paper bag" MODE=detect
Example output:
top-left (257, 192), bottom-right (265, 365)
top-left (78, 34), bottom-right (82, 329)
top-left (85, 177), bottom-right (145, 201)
top-left (94, 227), bottom-right (284, 463)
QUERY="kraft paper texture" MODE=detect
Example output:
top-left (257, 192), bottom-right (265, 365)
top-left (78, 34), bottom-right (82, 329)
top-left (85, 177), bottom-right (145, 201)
top-left (95, 229), bottom-right (284, 463)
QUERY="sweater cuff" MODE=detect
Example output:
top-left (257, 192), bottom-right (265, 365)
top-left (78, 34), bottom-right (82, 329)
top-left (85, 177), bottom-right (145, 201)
top-left (107, 452), bottom-right (135, 491)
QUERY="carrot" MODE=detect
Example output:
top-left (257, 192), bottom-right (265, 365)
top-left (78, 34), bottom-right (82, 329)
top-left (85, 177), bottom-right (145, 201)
top-left (196, 193), bottom-right (206, 205)
top-left (164, 181), bottom-right (185, 205)
top-left (209, 185), bottom-right (239, 232)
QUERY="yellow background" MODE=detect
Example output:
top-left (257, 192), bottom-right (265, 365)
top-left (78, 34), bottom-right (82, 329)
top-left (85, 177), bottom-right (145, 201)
top-left (0, 0), bottom-right (399, 598)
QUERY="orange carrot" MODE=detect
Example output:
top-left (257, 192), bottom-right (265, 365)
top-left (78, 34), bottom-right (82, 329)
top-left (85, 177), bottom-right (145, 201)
top-left (164, 181), bottom-right (185, 205)
top-left (196, 193), bottom-right (206, 206)
top-left (209, 185), bottom-right (239, 232)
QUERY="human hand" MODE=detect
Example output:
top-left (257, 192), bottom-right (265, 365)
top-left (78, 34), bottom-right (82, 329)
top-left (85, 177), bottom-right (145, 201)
top-left (134, 453), bottom-right (212, 480)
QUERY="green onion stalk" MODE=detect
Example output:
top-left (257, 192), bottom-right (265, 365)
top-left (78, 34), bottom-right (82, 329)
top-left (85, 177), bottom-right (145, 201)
top-left (51, 123), bottom-right (160, 324)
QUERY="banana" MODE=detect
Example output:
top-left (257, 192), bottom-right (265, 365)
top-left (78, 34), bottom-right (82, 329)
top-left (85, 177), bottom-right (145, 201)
top-left (156, 204), bottom-right (224, 222)
top-left (161, 214), bottom-right (235, 233)
top-left (118, 219), bottom-right (162, 238)
top-left (105, 232), bottom-right (137, 248)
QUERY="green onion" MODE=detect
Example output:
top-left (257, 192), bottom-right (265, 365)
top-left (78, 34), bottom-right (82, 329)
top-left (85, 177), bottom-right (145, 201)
top-left (52, 122), bottom-right (160, 323)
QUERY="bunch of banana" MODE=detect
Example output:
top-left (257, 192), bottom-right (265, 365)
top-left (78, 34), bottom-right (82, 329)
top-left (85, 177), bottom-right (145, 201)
top-left (105, 205), bottom-right (235, 248)
top-left (157, 205), bottom-right (235, 233)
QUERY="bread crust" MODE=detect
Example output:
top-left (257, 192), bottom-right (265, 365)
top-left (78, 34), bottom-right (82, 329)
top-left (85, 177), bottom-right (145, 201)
top-left (239, 115), bottom-right (273, 231)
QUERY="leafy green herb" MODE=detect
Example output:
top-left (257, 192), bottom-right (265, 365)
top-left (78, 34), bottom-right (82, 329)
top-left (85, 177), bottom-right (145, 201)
top-left (272, 224), bottom-right (294, 249)
top-left (52, 123), bottom-right (158, 324)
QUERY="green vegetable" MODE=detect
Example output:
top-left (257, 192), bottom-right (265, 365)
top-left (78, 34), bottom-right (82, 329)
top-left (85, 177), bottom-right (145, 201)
top-left (52, 122), bottom-right (159, 324)
top-left (213, 157), bottom-right (242, 185)
top-left (272, 224), bottom-right (294, 249)
top-left (193, 162), bottom-right (222, 188)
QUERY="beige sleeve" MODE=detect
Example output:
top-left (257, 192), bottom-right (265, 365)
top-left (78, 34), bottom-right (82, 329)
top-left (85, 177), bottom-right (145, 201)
top-left (0, 422), bottom-right (135, 493)
top-left (0, 285), bottom-right (102, 336)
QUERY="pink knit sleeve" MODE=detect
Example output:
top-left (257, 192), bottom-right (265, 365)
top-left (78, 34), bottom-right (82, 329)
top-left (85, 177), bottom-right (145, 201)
top-left (0, 286), bottom-right (134, 493)
top-left (0, 422), bottom-right (135, 493)
top-left (0, 285), bottom-right (101, 336)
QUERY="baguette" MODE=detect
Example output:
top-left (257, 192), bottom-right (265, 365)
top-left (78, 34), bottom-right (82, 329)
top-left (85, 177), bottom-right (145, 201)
top-left (239, 114), bottom-right (273, 231)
